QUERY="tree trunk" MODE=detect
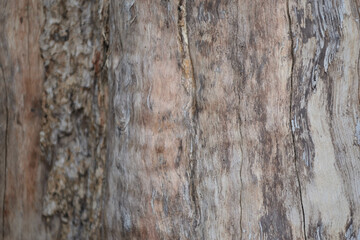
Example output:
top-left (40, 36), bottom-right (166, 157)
top-left (1, 0), bottom-right (360, 239)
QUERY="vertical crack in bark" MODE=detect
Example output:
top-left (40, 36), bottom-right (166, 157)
top-left (286, 1), bottom-right (307, 239)
top-left (1, 65), bottom-right (8, 240)
top-left (233, 1), bottom-right (243, 237)
top-left (177, 0), bottom-right (200, 229)
top-left (358, 51), bottom-right (360, 105)
top-left (354, 0), bottom-right (360, 105)
top-left (27, 0), bottom-right (30, 79)
top-left (177, 0), bottom-right (196, 111)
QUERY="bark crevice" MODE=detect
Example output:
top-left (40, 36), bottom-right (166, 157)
top-left (234, 1), bottom-right (244, 237)
top-left (286, 1), bottom-right (307, 239)
top-left (26, 2), bottom-right (30, 78)
top-left (354, 0), bottom-right (360, 105)
top-left (1, 65), bottom-right (8, 240)
top-left (177, 0), bottom-right (200, 229)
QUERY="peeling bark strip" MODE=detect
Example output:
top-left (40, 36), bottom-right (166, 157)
top-left (40, 0), bottom-right (109, 238)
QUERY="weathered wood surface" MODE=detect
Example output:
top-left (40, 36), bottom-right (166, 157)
top-left (290, 0), bottom-right (360, 238)
top-left (0, 0), bottom-right (47, 239)
top-left (104, 0), bottom-right (360, 239)
top-left (104, 0), bottom-right (302, 239)
top-left (1, 0), bottom-right (360, 239)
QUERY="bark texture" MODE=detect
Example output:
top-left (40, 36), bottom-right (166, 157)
top-left (0, 0), bottom-right (47, 239)
top-left (104, 0), bottom-right (301, 239)
top-left (104, 0), bottom-right (360, 239)
top-left (39, 0), bottom-right (108, 239)
top-left (289, 0), bottom-right (360, 238)
top-left (1, 0), bottom-right (108, 239)
top-left (1, 0), bottom-right (360, 239)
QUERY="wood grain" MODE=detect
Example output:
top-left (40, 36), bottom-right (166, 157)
top-left (0, 0), bottom-right (47, 239)
top-left (1, 0), bottom-right (360, 239)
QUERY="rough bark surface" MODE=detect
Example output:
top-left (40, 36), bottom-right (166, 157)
top-left (40, 0), bottom-right (109, 239)
top-left (1, 0), bottom-right (360, 239)
top-left (103, 0), bottom-right (304, 239)
top-left (0, 0), bottom-right (109, 239)
top-left (104, 0), bottom-right (360, 239)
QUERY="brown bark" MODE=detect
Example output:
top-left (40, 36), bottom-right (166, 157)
top-left (0, 0), bottom-right (108, 239)
top-left (0, 0), bottom-right (46, 239)
top-left (39, 0), bottom-right (108, 238)
top-left (1, 0), bottom-right (360, 239)
top-left (103, 0), bottom-right (303, 239)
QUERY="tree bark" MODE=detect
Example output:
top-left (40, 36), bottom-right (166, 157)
top-left (1, 0), bottom-right (360, 239)
top-left (0, 0), bottom-right (47, 239)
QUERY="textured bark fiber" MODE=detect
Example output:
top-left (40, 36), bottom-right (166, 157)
top-left (104, 0), bottom-right (297, 239)
top-left (1, 0), bottom-right (109, 239)
top-left (1, 0), bottom-right (360, 239)
top-left (40, 0), bottom-right (109, 238)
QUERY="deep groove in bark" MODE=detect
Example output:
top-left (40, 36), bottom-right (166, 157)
top-left (358, 51), bottom-right (360, 105)
top-left (1, 65), bottom-right (8, 240)
top-left (27, 2), bottom-right (30, 80)
top-left (354, 0), bottom-right (360, 105)
top-left (177, 0), bottom-right (200, 229)
top-left (286, 1), bottom-right (307, 239)
top-left (234, 1), bottom-right (244, 237)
